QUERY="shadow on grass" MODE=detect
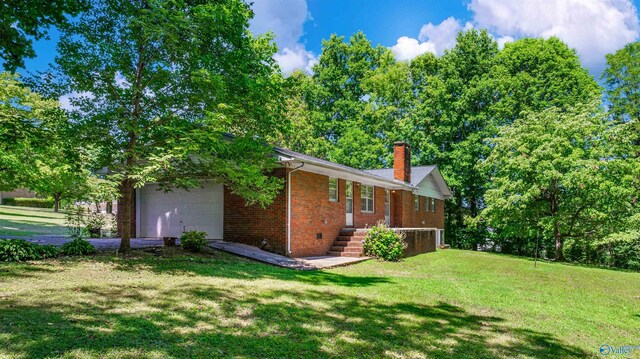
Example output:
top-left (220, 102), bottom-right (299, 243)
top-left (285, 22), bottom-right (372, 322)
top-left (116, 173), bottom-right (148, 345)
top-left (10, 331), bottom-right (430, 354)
top-left (0, 282), bottom-right (589, 358)
top-left (0, 262), bottom-right (62, 279)
top-left (98, 248), bottom-right (392, 288)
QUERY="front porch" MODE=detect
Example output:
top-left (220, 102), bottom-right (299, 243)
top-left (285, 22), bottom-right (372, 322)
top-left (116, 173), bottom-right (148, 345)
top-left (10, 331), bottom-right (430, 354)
top-left (327, 227), bottom-right (445, 257)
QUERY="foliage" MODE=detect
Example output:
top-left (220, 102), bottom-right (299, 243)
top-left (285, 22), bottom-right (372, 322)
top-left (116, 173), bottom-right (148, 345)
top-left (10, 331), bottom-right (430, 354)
top-left (52, 0), bottom-right (287, 253)
top-left (1, 197), bottom-right (54, 208)
top-left (480, 102), bottom-right (633, 260)
top-left (603, 41), bottom-right (640, 125)
top-left (0, 73), bottom-right (66, 192)
top-left (363, 222), bottom-right (407, 261)
top-left (85, 211), bottom-right (107, 236)
top-left (60, 238), bottom-right (95, 256)
top-left (0, 239), bottom-right (59, 261)
top-left (0, 0), bottom-right (88, 71)
top-left (180, 230), bottom-right (208, 252)
top-left (65, 206), bottom-right (88, 240)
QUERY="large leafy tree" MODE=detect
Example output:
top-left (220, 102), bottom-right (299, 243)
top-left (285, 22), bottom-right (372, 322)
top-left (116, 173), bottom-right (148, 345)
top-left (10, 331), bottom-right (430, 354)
top-left (0, 0), bottom-right (88, 71)
top-left (308, 32), bottom-right (394, 169)
top-left (394, 30), bottom-right (499, 249)
top-left (603, 41), bottom-right (640, 158)
top-left (481, 103), bottom-right (631, 261)
top-left (491, 37), bottom-right (601, 124)
top-left (53, 0), bottom-right (286, 253)
top-left (0, 72), bottom-right (66, 191)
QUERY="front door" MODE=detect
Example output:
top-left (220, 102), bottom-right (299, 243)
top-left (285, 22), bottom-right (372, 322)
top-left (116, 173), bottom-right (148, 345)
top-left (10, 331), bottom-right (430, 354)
top-left (385, 189), bottom-right (390, 226)
top-left (346, 181), bottom-right (353, 226)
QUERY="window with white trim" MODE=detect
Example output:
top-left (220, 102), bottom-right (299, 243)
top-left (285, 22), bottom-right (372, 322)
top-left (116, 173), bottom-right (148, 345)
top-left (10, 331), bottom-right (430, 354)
top-left (414, 195), bottom-right (419, 210)
top-left (431, 198), bottom-right (436, 212)
top-left (329, 177), bottom-right (338, 202)
top-left (361, 185), bottom-right (374, 213)
top-left (425, 197), bottom-right (430, 211)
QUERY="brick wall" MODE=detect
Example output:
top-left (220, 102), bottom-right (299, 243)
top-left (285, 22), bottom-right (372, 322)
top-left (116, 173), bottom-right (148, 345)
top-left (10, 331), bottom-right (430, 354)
top-left (222, 167), bottom-right (446, 258)
top-left (289, 170), bottom-right (348, 257)
top-left (392, 190), bottom-right (444, 229)
top-left (223, 168), bottom-right (288, 254)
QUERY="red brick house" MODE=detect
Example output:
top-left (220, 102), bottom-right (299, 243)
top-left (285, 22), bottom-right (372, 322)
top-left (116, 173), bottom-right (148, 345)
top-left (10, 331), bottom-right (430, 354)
top-left (134, 142), bottom-right (451, 257)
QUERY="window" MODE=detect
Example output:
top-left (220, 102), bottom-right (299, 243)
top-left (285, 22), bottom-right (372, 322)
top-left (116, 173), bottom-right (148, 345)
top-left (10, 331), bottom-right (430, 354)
top-left (431, 198), bottom-right (436, 212)
top-left (361, 185), bottom-right (374, 213)
top-left (329, 177), bottom-right (338, 202)
top-left (414, 195), bottom-right (420, 210)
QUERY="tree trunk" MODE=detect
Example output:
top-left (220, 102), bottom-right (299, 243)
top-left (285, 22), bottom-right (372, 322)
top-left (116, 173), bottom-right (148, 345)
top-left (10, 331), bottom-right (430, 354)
top-left (53, 194), bottom-right (61, 212)
top-left (117, 179), bottom-right (134, 254)
top-left (554, 221), bottom-right (564, 261)
top-left (106, 201), bottom-right (113, 214)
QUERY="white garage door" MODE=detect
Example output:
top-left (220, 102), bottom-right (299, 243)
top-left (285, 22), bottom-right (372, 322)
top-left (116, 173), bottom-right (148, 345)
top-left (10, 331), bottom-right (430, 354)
top-left (138, 183), bottom-right (223, 239)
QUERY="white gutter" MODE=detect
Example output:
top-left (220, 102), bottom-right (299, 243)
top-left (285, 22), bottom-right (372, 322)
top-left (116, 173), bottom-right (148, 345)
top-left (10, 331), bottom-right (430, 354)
top-left (286, 162), bottom-right (304, 256)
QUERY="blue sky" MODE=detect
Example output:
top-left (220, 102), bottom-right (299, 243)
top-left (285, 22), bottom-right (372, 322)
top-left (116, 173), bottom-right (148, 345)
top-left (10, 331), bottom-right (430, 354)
top-left (17, 0), bottom-right (640, 78)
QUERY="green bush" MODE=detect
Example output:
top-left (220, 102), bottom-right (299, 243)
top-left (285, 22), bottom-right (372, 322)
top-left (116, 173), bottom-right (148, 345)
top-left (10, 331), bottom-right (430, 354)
top-left (363, 222), bottom-right (407, 261)
top-left (34, 244), bottom-right (60, 259)
top-left (1, 197), bottom-right (54, 208)
top-left (594, 232), bottom-right (640, 270)
top-left (181, 230), bottom-right (207, 252)
top-left (0, 239), bottom-right (59, 261)
top-left (60, 239), bottom-right (95, 256)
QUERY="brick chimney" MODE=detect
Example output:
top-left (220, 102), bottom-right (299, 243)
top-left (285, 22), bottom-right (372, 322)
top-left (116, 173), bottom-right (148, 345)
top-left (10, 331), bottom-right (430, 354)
top-left (393, 141), bottom-right (411, 183)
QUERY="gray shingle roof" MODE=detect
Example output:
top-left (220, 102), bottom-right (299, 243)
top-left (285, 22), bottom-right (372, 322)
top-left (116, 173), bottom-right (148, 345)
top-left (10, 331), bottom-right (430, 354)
top-left (364, 166), bottom-right (437, 186)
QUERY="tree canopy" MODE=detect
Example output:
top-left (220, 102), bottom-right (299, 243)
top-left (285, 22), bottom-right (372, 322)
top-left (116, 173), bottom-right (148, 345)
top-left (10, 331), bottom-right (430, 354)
top-left (53, 0), bottom-right (287, 252)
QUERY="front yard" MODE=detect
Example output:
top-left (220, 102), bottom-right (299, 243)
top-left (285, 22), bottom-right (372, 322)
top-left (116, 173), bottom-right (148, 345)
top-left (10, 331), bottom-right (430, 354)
top-left (0, 205), bottom-right (67, 237)
top-left (0, 248), bottom-right (638, 358)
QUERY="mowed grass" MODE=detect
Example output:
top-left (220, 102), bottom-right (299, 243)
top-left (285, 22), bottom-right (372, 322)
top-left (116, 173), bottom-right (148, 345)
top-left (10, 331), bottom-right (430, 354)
top-left (0, 249), bottom-right (638, 358)
top-left (0, 205), bottom-right (67, 237)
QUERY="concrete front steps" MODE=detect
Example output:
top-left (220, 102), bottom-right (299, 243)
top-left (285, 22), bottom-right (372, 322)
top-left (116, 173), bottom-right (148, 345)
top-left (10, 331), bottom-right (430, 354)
top-left (327, 228), bottom-right (368, 257)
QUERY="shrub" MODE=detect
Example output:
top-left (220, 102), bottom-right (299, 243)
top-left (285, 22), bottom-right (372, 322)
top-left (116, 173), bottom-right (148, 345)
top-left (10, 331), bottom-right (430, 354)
top-left (181, 230), bottom-right (207, 252)
top-left (60, 238), bottom-right (95, 256)
top-left (363, 222), bottom-right (407, 261)
top-left (1, 197), bottom-right (54, 208)
top-left (34, 244), bottom-right (60, 259)
top-left (85, 212), bottom-right (107, 237)
top-left (65, 206), bottom-right (88, 240)
top-left (0, 239), bottom-right (59, 261)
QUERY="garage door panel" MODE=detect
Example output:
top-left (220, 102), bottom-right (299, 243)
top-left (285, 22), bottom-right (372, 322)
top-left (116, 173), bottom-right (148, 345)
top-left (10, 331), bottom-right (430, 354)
top-left (139, 183), bottom-right (223, 239)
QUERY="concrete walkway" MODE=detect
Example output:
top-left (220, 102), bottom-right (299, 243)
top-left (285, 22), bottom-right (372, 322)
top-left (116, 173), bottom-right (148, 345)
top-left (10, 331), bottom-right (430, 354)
top-left (207, 240), bottom-right (369, 270)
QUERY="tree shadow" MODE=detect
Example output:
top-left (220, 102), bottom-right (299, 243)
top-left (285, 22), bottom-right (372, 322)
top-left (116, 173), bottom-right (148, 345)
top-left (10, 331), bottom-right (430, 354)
top-left (97, 249), bottom-right (392, 288)
top-left (0, 262), bottom-right (62, 279)
top-left (0, 283), bottom-right (589, 358)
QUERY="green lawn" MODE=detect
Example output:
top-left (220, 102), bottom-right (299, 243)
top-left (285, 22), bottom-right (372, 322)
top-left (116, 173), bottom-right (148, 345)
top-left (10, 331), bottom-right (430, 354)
top-left (0, 249), bottom-right (637, 358)
top-left (0, 205), bottom-right (67, 236)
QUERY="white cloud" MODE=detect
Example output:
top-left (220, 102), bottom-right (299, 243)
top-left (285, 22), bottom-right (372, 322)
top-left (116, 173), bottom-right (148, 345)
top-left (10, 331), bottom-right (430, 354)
top-left (250, 0), bottom-right (316, 74)
top-left (273, 45), bottom-right (318, 74)
top-left (390, 17), bottom-right (474, 62)
top-left (469, 0), bottom-right (640, 72)
top-left (391, 36), bottom-right (436, 61)
top-left (495, 35), bottom-right (514, 49)
top-left (418, 17), bottom-right (473, 54)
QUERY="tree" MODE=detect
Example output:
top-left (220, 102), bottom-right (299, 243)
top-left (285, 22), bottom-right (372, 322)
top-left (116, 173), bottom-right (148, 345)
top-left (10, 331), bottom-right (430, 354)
top-left (0, 0), bottom-right (88, 71)
top-left (400, 30), bottom-right (499, 250)
top-left (491, 37), bottom-right (601, 125)
top-left (307, 32), bottom-right (394, 169)
top-left (53, 0), bottom-right (286, 253)
top-left (0, 72), bottom-right (65, 191)
top-left (603, 41), bottom-right (640, 158)
top-left (481, 103), bottom-right (631, 261)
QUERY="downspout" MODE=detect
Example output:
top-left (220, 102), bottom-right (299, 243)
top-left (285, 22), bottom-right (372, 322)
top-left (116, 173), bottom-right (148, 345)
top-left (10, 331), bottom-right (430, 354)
top-left (287, 163), bottom-right (304, 256)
